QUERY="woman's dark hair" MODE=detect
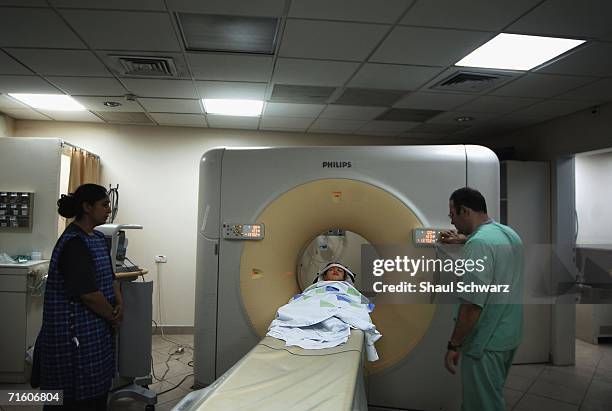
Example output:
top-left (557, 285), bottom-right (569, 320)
top-left (57, 184), bottom-right (107, 219)
top-left (450, 187), bottom-right (488, 214)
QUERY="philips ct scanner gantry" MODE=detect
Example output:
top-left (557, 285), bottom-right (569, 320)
top-left (184, 146), bottom-right (499, 411)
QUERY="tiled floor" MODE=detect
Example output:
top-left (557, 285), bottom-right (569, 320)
top-left (504, 339), bottom-right (612, 411)
top-left (1, 337), bottom-right (610, 410)
top-left (0, 334), bottom-right (195, 411)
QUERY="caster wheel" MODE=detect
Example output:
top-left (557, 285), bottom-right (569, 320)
top-left (145, 405), bottom-right (155, 411)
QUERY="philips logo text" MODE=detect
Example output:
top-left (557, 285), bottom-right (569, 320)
top-left (322, 161), bottom-right (352, 168)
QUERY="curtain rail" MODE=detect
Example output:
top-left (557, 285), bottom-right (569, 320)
top-left (61, 140), bottom-right (100, 159)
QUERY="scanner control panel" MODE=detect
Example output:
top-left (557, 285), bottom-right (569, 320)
top-left (223, 223), bottom-right (265, 240)
top-left (413, 228), bottom-right (443, 247)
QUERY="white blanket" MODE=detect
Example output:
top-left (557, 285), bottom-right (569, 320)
top-left (267, 281), bottom-right (382, 361)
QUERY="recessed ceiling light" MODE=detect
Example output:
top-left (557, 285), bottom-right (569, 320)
top-left (103, 101), bottom-right (122, 108)
top-left (455, 116), bottom-right (474, 122)
top-left (203, 99), bottom-right (263, 117)
top-left (8, 93), bottom-right (86, 111)
top-left (455, 33), bottom-right (585, 71)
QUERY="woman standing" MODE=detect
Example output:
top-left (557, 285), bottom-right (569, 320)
top-left (38, 184), bottom-right (123, 411)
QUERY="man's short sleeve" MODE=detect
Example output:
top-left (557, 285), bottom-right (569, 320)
top-left (59, 237), bottom-right (98, 298)
top-left (457, 238), bottom-right (494, 307)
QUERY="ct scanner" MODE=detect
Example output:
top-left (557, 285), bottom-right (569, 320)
top-left (185, 145), bottom-right (499, 411)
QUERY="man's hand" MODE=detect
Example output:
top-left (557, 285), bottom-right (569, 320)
top-left (439, 230), bottom-right (467, 244)
top-left (445, 349), bottom-right (460, 375)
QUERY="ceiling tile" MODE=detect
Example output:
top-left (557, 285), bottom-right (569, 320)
top-left (507, 0), bottom-right (612, 38)
top-left (456, 95), bottom-right (540, 114)
top-left (393, 92), bottom-right (476, 110)
top-left (537, 42), bottom-right (612, 77)
top-left (196, 81), bottom-right (266, 100)
top-left (376, 108), bottom-right (442, 122)
top-left (93, 111), bottom-right (153, 124)
top-left (0, 1), bottom-right (48, 5)
top-left (139, 98), bottom-right (202, 113)
top-left (0, 94), bottom-right (27, 109)
top-left (149, 113), bottom-right (207, 127)
top-left (39, 110), bottom-right (103, 122)
top-left (260, 116), bottom-right (314, 131)
top-left (289, 0), bottom-right (412, 24)
top-left (273, 58), bottom-right (359, 87)
top-left (0, 8), bottom-right (85, 48)
top-left (263, 102), bottom-right (325, 117)
top-left (269, 84), bottom-right (335, 104)
top-left (122, 78), bottom-right (198, 98)
top-left (410, 123), bottom-right (469, 134)
top-left (557, 78), bottom-right (612, 102)
top-left (401, 0), bottom-right (541, 31)
top-left (308, 118), bottom-right (367, 132)
top-left (73, 96), bottom-right (144, 112)
top-left (490, 73), bottom-right (599, 98)
top-left (279, 20), bottom-right (389, 61)
top-left (48, 77), bottom-right (127, 96)
top-left (427, 111), bottom-right (499, 125)
top-left (356, 120), bottom-right (419, 136)
top-left (349, 64), bottom-right (443, 90)
top-left (0, 107), bottom-right (51, 120)
top-left (0, 75), bottom-right (60, 94)
top-left (187, 53), bottom-right (273, 82)
top-left (60, 10), bottom-right (181, 51)
top-left (98, 51), bottom-right (192, 79)
top-left (371, 26), bottom-right (494, 66)
top-left (511, 99), bottom-right (600, 120)
top-left (334, 88), bottom-right (406, 106)
top-left (165, 0), bottom-right (285, 17)
top-left (207, 114), bottom-right (259, 129)
top-left (0, 51), bottom-right (32, 75)
top-left (6, 49), bottom-right (111, 77)
top-left (50, 0), bottom-right (166, 10)
top-left (319, 105), bottom-right (386, 120)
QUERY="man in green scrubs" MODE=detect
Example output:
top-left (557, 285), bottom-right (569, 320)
top-left (439, 187), bottom-right (524, 411)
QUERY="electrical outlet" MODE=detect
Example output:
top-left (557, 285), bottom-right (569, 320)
top-left (154, 255), bottom-right (167, 263)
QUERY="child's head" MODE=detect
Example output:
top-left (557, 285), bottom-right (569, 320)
top-left (314, 262), bottom-right (356, 284)
top-left (323, 265), bottom-right (346, 281)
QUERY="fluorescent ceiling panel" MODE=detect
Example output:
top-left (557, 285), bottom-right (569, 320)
top-left (203, 99), bottom-right (263, 116)
top-left (455, 33), bottom-right (585, 70)
top-left (8, 93), bottom-right (85, 111)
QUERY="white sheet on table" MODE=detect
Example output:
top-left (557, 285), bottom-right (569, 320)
top-left (267, 281), bottom-right (381, 361)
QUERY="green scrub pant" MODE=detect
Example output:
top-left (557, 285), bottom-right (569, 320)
top-left (461, 349), bottom-right (516, 411)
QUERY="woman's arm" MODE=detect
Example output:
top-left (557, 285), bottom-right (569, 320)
top-left (80, 291), bottom-right (115, 321)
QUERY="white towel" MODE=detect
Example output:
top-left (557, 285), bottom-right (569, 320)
top-left (267, 281), bottom-right (382, 361)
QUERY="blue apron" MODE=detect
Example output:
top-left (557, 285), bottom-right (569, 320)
top-left (38, 224), bottom-right (115, 401)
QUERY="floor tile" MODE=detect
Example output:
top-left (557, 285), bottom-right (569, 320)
top-left (514, 393), bottom-right (579, 411)
top-left (528, 379), bottom-right (586, 405)
top-left (509, 364), bottom-right (546, 380)
top-left (538, 368), bottom-right (592, 391)
top-left (503, 387), bottom-right (524, 409)
top-left (505, 373), bottom-right (535, 391)
top-left (582, 379), bottom-right (612, 405)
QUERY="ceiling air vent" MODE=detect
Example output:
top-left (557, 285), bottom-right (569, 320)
top-left (430, 71), bottom-right (512, 93)
top-left (112, 55), bottom-right (177, 77)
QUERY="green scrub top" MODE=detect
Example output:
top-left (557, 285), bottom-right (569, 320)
top-left (457, 221), bottom-right (524, 358)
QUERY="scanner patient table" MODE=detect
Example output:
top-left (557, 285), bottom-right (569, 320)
top-left (173, 330), bottom-right (367, 411)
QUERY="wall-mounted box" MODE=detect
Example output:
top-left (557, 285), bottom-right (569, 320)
top-left (0, 192), bottom-right (34, 232)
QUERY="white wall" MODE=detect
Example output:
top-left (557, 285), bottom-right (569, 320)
top-left (14, 120), bottom-right (411, 326)
top-left (0, 114), bottom-right (15, 137)
top-left (575, 150), bottom-right (612, 245)
top-left (0, 137), bottom-right (62, 258)
top-left (484, 101), bottom-right (612, 160)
